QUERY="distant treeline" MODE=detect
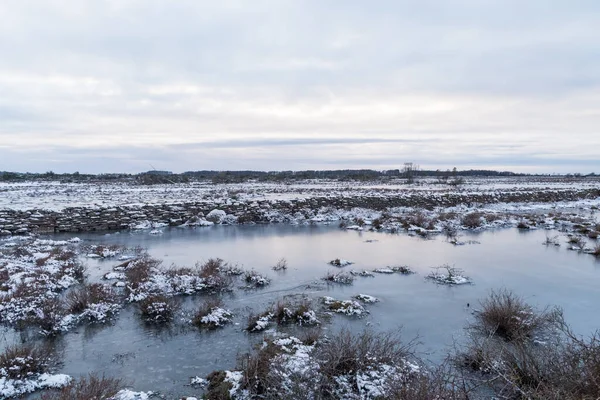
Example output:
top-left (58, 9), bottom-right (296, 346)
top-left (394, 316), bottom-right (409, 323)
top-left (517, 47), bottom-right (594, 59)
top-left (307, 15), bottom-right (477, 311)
top-left (0, 169), bottom-right (595, 185)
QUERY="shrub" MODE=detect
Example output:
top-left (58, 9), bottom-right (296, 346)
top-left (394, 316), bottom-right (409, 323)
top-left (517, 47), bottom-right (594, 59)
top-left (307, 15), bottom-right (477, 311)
top-left (124, 256), bottom-right (160, 290)
top-left (471, 289), bottom-right (562, 342)
top-left (0, 343), bottom-right (54, 379)
top-left (272, 258), bottom-right (287, 271)
top-left (32, 297), bottom-right (67, 334)
top-left (243, 271), bottom-right (270, 287)
top-left (322, 271), bottom-right (354, 285)
top-left (273, 300), bottom-right (319, 326)
top-left (199, 258), bottom-right (232, 290)
top-left (65, 283), bottom-right (117, 314)
top-left (544, 235), bottom-right (560, 246)
top-left (298, 328), bottom-right (323, 346)
top-left (461, 324), bottom-right (600, 399)
top-left (461, 212), bottom-right (483, 229)
top-left (442, 223), bottom-right (459, 243)
top-left (316, 329), bottom-right (414, 390)
top-left (426, 265), bottom-right (471, 285)
top-left (199, 258), bottom-right (224, 278)
top-left (592, 244), bottom-right (600, 257)
top-left (246, 310), bottom-right (273, 332)
top-left (386, 363), bottom-right (471, 400)
top-left (567, 235), bottom-right (587, 249)
top-left (193, 298), bottom-right (232, 329)
top-left (204, 370), bottom-right (233, 400)
top-left (517, 221), bottom-right (530, 229)
top-left (238, 340), bottom-right (283, 395)
top-left (372, 218), bottom-right (383, 230)
top-left (138, 294), bottom-right (178, 323)
top-left (40, 374), bottom-right (123, 400)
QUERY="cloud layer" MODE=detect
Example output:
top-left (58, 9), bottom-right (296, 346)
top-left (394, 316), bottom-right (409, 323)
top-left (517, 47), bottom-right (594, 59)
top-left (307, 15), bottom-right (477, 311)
top-left (1, 1), bottom-right (599, 173)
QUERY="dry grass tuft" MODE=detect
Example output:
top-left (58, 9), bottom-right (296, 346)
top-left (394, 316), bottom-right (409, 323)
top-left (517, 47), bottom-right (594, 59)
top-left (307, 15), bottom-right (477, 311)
top-left (40, 374), bottom-right (123, 400)
top-left (461, 212), bottom-right (483, 229)
top-left (472, 289), bottom-right (562, 342)
top-left (65, 283), bottom-right (118, 314)
top-left (0, 343), bottom-right (54, 379)
top-left (138, 294), bottom-right (178, 323)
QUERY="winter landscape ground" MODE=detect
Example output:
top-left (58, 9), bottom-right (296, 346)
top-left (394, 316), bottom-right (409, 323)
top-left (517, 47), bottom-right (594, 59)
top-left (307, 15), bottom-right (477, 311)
top-left (1, 176), bottom-right (600, 399)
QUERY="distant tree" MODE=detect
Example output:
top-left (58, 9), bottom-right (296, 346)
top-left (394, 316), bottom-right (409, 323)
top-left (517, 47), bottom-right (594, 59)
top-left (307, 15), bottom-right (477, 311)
top-left (403, 162), bottom-right (419, 184)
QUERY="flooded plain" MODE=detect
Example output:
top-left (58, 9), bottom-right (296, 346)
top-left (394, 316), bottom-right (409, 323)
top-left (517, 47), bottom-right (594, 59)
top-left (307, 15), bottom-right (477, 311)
top-left (8, 224), bottom-right (597, 398)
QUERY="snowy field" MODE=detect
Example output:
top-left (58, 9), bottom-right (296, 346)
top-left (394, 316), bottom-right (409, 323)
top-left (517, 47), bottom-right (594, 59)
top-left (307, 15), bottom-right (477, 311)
top-left (1, 176), bottom-right (600, 211)
top-left (0, 177), bottom-right (599, 398)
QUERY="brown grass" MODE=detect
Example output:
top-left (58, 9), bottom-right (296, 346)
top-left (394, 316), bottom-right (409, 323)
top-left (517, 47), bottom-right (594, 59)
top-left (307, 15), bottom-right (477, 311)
top-left (198, 258), bottom-right (232, 290)
top-left (124, 256), bottom-right (160, 291)
top-left (0, 343), bottom-right (54, 379)
top-left (472, 289), bottom-right (562, 342)
top-left (65, 283), bottom-right (118, 314)
top-left (461, 212), bottom-right (483, 229)
top-left (386, 363), bottom-right (471, 400)
top-left (204, 370), bottom-right (233, 400)
top-left (461, 325), bottom-right (600, 400)
top-left (40, 374), bottom-right (123, 400)
top-left (238, 340), bottom-right (283, 395)
top-left (192, 298), bottom-right (229, 329)
top-left (138, 294), bottom-right (178, 323)
top-left (272, 300), bottom-right (317, 325)
top-left (317, 329), bottom-right (413, 379)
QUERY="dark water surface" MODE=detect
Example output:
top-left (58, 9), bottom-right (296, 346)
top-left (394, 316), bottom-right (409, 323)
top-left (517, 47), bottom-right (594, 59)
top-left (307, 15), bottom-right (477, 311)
top-left (14, 225), bottom-right (600, 397)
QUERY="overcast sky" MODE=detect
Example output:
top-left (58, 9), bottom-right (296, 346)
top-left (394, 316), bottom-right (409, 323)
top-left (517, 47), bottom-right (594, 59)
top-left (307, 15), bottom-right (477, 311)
top-left (1, 1), bottom-right (599, 174)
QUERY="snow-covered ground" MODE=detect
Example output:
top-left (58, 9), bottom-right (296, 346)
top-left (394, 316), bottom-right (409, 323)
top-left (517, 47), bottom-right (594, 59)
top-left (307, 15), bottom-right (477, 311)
top-left (1, 177), bottom-right (599, 211)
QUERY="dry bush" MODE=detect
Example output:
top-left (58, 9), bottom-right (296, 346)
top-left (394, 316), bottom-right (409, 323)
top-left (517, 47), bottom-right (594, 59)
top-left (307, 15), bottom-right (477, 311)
top-left (461, 212), bottom-right (483, 229)
top-left (192, 298), bottom-right (231, 329)
top-left (138, 294), bottom-right (178, 323)
top-left (410, 211), bottom-right (428, 228)
top-left (472, 289), bottom-right (562, 342)
top-left (517, 220), bottom-right (530, 229)
top-left (65, 283), bottom-right (117, 314)
top-left (199, 258), bottom-right (224, 278)
top-left (322, 271), bottom-right (354, 285)
top-left (246, 310), bottom-right (272, 332)
top-left (41, 374), bottom-right (123, 400)
top-left (35, 255), bottom-right (52, 267)
top-left (372, 218), bottom-right (383, 230)
top-left (461, 327), bottom-right (600, 400)
top-left (205, 370), bottom-right (233, 400)
top-left (35, 297), bottom-right (68, 333)
top-left (438, 212), bottom-right (458, 221)
top-left (272, 258), bottom-right (288, 271)
top-left (386, 363), bottom-right (471, 400)
top-left (592, 244), bottom-right (600, 257)
top-left (238, 340), bottom-right (283, 396)
top-left (442, 223), bottom-right (459, 243)
top-left (298, 328), bottom-right (323, 346)
top-left (0, 343), bottom-right (54, 379)
top-left (567, 235), bottom-right (587, 249)
top-left (273, 300), bottom-right (317, 326)
top-left (317, 329), bottom-right (413, 380)
top-left (243, 270), bottom-right (270, 287)
top-left (124, 256), bottom-right (160, 290)
top-left (484, 213), bottom-right (501, 223)
top-left (198, 258), bottom-right (232, 290)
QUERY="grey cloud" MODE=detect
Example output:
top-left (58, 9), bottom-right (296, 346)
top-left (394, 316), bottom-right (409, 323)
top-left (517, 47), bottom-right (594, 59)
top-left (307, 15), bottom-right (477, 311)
top-left (1, 1), bottom-right (599, 173)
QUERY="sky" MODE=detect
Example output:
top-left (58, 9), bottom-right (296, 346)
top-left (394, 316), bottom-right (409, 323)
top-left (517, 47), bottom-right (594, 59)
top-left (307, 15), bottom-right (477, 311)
top-left (1, 1), bottom-right (599, 174)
